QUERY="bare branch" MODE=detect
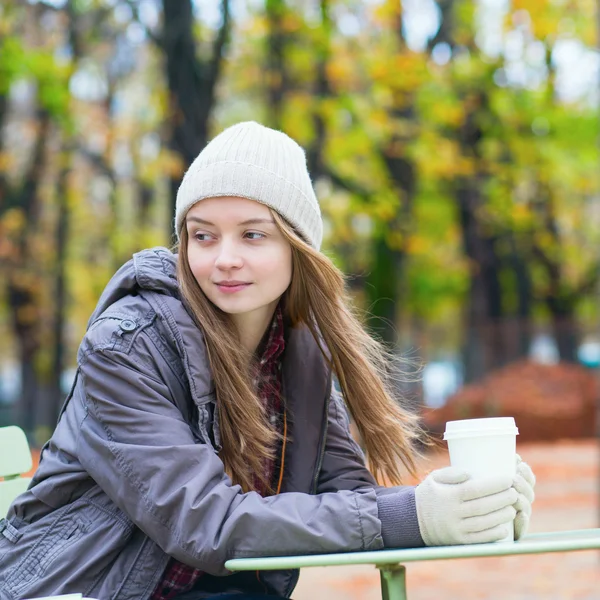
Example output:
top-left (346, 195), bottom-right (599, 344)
top-left (322, 167), bottom-right (371, 202)
top-left (575, 261), bottom-right (600, 297)
top-left (124, 0), bottom-right (164, 48)
top-left (19, 109), bottom-right (52, 224)
top-left (206, 0), bottom-right (231, 100)
top-left (77, 144), bottom-right (117, 186)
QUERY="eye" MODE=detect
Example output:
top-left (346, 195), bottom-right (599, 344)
top-left (244, 231), bottom-right (266, 240)
top-left (194, 232), bottom-right (213, 242)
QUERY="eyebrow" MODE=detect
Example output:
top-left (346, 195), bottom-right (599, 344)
top-left (186, 217), bottom-right (275, 226)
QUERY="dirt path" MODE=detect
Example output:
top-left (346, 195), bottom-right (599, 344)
top-left (293, 440), bottom-right (600, 600)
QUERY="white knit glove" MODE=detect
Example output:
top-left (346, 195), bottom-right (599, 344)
top-left (513, 454), bottom-right (536, 540)
top-left (415, 467), bottom-right (518, 546)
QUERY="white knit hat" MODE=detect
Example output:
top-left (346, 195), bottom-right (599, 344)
top-left (175, 121), bottom-right (323, 250)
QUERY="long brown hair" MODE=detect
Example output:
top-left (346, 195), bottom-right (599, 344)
top-left (176, 211), bottom-right (424, 492)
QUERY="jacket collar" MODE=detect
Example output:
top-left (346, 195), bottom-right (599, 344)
top-left (87, 247), bottom-right (331, 414)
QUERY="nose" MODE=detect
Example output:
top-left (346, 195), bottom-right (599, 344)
top-left (214, 239), bottom-right (243, 270)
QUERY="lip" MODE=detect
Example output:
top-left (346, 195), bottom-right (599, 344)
top-left (214, 281), bottom-right (252, 294)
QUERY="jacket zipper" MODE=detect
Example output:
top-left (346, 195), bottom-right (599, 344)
top-left (311, 370), bottom-right (333, 494)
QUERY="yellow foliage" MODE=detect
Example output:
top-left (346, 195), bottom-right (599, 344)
top-left (282, 93), bottom-right (313, 143)
top-left (326, 192), bottom-right (351, 214)
top-left (2, 208), bottom-right (26, 234)
top-left (370, 108), bottom-right (392, 132)
top-left (536, 230), bottom-right (558, 254)
top-left (386, 230), bottom-right (404, 251)
top-left (0, 151), bottom-right (14, 172)
top-left (159, 149), bottom-right (186, 179)
top-left (511, 0), bottom-right (594, 38)
top-left (430, 102), bottom-right (463, 128)
top-left (369, 59), bottom-right (389, 82)
top-left (371, 0), bottom-right (402, 26)
top-left (530, 15), bottom-right (559, 38)
top-left (372, 200), bottom-right (397, 222)
top-left (282, 13), bottom-right (302, 33)
top-left (513, 0), bottom-right (549, 14)
top-left (405, 234), bottom-right (429, 256)
top-left (326, 57), bottom-right (356, 88)
top-left (416, 135), bottom-right (475, 179)
top-left (369, 53), bottom-right (427, 93)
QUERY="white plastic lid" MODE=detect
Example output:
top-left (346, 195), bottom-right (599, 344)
top-left (443, 417), bottom-right (519, 440)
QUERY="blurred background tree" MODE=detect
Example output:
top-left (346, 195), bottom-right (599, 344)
top-left (0, 0), bottom-right (598, 442)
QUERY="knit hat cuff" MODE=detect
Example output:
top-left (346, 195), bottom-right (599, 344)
top-left (175, 160), bottom-right (323, 249)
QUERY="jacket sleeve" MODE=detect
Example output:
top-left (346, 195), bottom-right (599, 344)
top-left (316, 384), bottom-right (424, 549)
top-left (75, 335), bottom-right (384, 575)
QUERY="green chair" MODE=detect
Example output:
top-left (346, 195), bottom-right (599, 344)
top-left (0, 425), bottom-right (33, 519)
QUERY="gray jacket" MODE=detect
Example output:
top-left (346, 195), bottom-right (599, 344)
top-left (0, 247), bottom-right (421, 600)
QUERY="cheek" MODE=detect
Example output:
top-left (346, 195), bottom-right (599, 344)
top-left (262, 252), bottom-right (292, 287)
top-left (187, 252), bottom-right (212, 281)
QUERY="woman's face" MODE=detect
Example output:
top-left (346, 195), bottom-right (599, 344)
top-left (185, 196), bottom-right (292, 325)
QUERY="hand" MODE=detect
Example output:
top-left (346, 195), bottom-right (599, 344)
top-left (513, 454), bottom-right (536, 540)
top-left (415, 467), bottom-right (517, 547)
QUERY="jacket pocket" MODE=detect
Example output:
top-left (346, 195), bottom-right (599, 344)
top-left (2, 491), bottom-right (134, 600)
top-left (3, 511), bottom-right (87, 598)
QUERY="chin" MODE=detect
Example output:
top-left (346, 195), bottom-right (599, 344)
top-left (219, 306), bottom-right (253, 315)
top-left (211, 300), bottom-right (256, 315)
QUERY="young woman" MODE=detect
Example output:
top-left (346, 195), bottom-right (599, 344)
top-left (0, 122), bottom-right (535, 600)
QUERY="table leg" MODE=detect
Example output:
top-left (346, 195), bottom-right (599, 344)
top-left (378, 564), bottom-right (407, 600)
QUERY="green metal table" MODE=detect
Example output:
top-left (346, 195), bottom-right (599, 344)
top-left (225, 529), bottom-right (600, 600)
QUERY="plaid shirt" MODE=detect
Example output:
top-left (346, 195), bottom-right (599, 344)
top-left (150, 306), bottom-right (286, 600)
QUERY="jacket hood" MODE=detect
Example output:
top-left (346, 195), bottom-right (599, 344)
top-left (87, 247), bottom-right (179, 327)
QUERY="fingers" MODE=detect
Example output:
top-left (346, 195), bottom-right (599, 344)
top-left (514, 511), bottom-right (530, 540)
top-left (460, 475), bottom-right (513, 501)
top-left (465, 523), bottom-right (511, 545)
top-left (432, 467), bottom-right (471, 486)
top-left (514, 473), bottom-right (535, 505)
top-left (513, 463), bottom-right (535, 510)
top-left (459, 487), bottom-right (518, 518)
top-left (513, 460), bottom-right (534, 539)
top-left (516, 460), bottom-right (536, 488)
top-left (463, 505), bottom-right (517, 534)
top-left (514, 491), bottom-right (531, 514)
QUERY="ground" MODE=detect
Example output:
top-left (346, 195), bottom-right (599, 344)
top-left (293, 440), bottom-right (600, 600)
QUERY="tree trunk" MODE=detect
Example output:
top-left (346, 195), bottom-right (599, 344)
top-left (531, 193), bottom-right (580, 362)
top-left (307, 0), bottom-right (331, 179)
top-left (365, 234), bottom-right (400, 344)
top-left (266, 0), bottom-right (287, 129)
top-left (508, 233), bottom-right (533, 359)
top-left (5, 109), bottom-right (51, 434)
top-left (367, 145), bottom-right (416, 346)
top-left (552, 315), bottom-right (578, 362)
top-left (18, 351), bottom-right (39, 435)
top-left (47, 158), bottom-right (70, 428)
top-left (548, 302), bottom-right (579, 362)
top-left (138, 180), bottom-right (153, 250)
top-left (364, 11), bottom-right (417, 347)
top-left (456, 181), bottom-right (505, 382)
top-left (162, 0), bottom-right (231, 216)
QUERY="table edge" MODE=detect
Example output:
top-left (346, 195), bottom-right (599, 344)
top-left (225, 529), bottom-right (600, 571)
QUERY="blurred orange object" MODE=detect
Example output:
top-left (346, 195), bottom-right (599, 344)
top-left (422, 360), bottom-right (599, 442)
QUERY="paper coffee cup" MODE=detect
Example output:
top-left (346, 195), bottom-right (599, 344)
top-left (444, 417), bottom-right (519, 542)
